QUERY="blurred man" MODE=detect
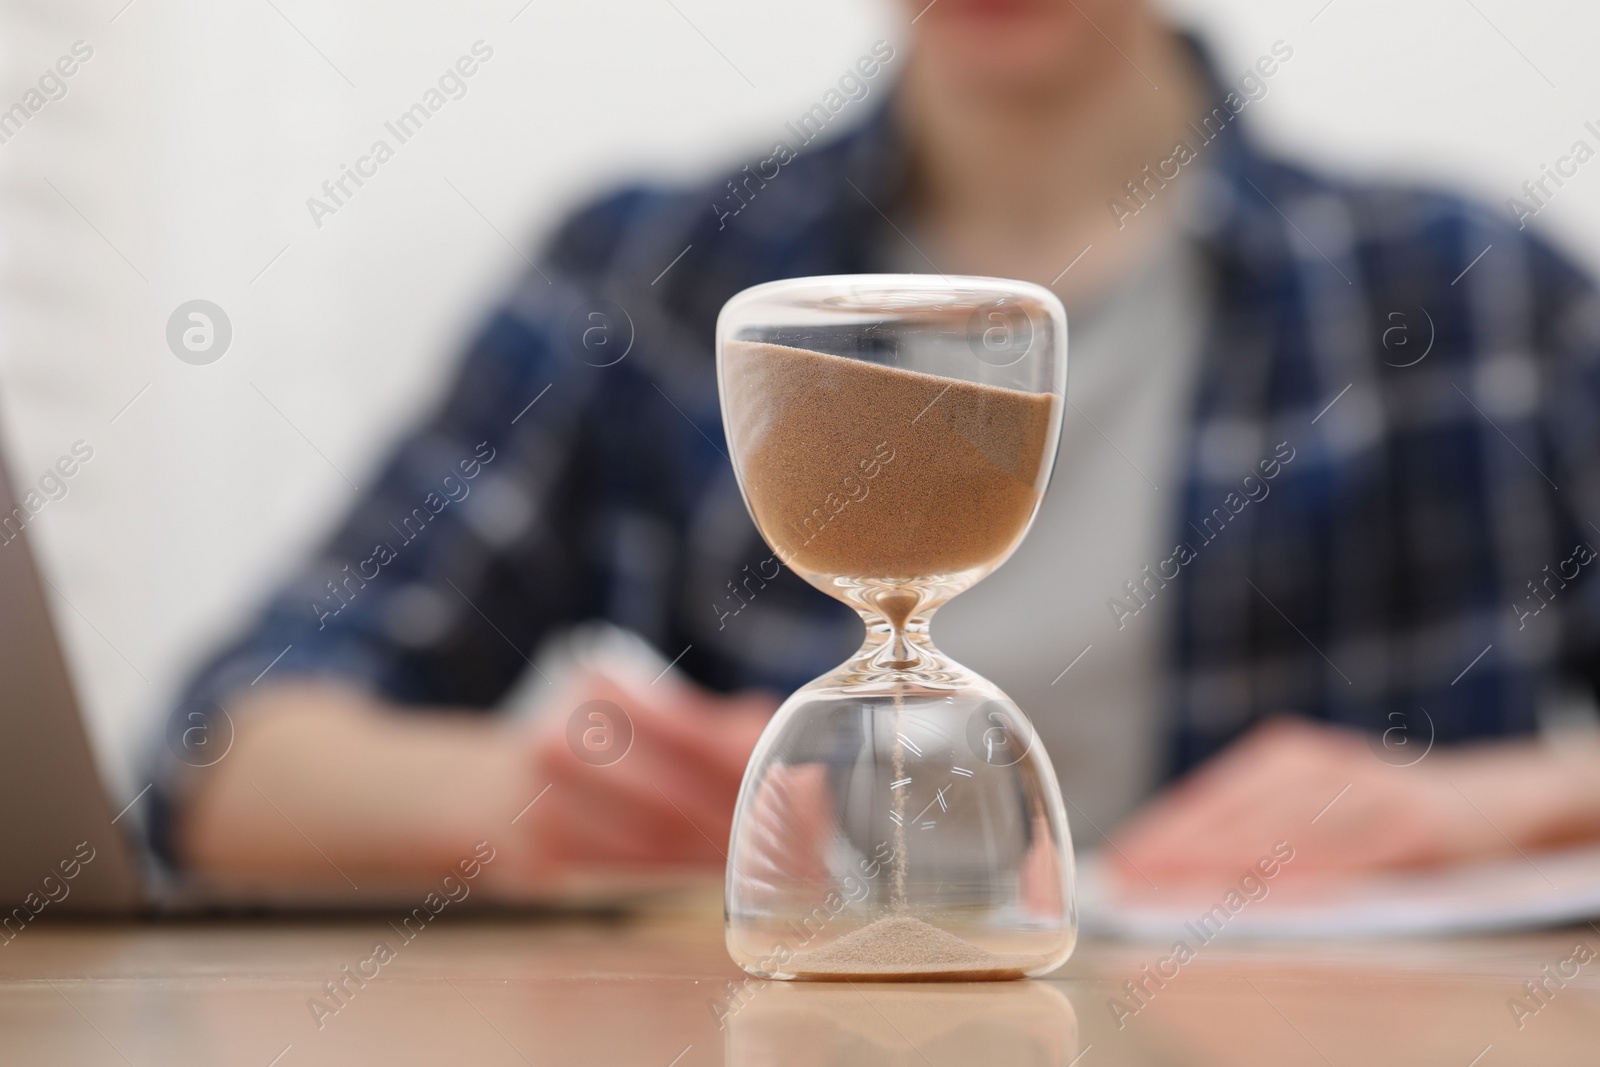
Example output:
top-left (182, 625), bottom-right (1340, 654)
top-left (157, 0), bottom-right (1600, 890)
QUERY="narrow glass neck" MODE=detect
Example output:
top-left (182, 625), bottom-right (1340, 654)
top-left (856, 609), bottom-right (939, 674)
top-left (813, 574), bottom-right (982, 688)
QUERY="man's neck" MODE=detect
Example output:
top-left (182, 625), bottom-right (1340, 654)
top-left (894, 23), bottom-right (1207, 302)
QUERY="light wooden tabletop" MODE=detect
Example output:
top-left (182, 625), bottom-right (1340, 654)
top-left (2, 886), bottom-right (1596, 1066)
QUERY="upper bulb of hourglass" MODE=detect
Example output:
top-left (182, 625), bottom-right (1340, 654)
top-left (718, 279), bottom-right (1066, 675)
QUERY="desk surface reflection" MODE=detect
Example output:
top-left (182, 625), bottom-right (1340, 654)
top-left (1, 887), bottom-right (1595, 1066)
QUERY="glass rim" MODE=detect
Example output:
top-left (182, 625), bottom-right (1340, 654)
top-left (719, 272), bottom-right (1067, 320)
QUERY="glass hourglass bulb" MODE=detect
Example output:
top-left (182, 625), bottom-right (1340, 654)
top-left (717, 275), bottom-right (1074, 981)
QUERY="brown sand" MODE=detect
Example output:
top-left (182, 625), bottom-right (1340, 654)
top-left (722, 341), bottom-right (1055, 582)
top-left (789, 916), bottom-right (1034, 981)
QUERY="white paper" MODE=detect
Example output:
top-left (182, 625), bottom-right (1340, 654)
top-left (1077, 845), bottom-right (1600, 939)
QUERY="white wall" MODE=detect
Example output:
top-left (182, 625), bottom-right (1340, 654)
top-left (1, 0), bottom-right (1596, 802)
top-left (1167, 0), bottom-right (1600, 266)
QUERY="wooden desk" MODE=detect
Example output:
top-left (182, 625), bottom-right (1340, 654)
top-left (2, 888), bottom-right (1596, 1066)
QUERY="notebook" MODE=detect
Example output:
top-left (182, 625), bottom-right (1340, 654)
top-left (1077, 845), bottom-right (1600, 939)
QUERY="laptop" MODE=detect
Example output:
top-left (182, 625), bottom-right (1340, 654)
top-left (0, 444), bottom-right (145, 914)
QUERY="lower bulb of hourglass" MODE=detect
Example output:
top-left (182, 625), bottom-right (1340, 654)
top-left (724, 670), bottom-right (1077, 981)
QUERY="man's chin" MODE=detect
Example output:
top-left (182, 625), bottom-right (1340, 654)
top-left (910, 7), bottom-right (1124, 97)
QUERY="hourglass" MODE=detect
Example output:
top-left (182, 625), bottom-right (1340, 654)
top-left (718, 274), bottom-right (1074, 980)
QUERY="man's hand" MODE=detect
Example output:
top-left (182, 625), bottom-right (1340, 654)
top-left (513, 667), bottom-right (775, 875)
top-left (180, 671), bottom-right (776, 893)
top-left (1108, 718), bottom-right (1600, 888)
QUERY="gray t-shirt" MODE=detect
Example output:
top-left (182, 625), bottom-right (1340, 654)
top-left (881, 228), bottom-right (1210, 839)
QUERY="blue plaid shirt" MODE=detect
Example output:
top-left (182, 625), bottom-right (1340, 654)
top-left (151, 39), bottom-right (1600, 862)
